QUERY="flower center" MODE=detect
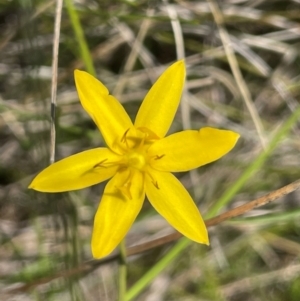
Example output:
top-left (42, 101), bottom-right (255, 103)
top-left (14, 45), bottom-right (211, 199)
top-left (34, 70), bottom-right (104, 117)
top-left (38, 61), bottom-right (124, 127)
top-left (92, 127), bottom-right (163, 199)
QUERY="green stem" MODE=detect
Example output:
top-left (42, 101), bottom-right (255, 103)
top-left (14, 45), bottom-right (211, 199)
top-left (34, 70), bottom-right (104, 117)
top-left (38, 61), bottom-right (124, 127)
top-left (125, 237), bottom-right (190, 301)
top-left (65, 0), bottom-right (96, 76)
top-left (118, 239), bottom-right (127, 301)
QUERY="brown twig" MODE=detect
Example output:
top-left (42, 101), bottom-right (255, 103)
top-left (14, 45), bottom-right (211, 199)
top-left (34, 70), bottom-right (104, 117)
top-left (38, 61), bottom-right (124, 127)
top-left (127, 178), bottom-right (300, 255)
top-left (5, 179), bottom-right (300, 294)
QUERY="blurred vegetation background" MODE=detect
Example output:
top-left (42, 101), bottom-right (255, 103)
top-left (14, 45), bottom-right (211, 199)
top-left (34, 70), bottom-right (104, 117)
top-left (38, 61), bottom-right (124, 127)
top-left (1, 0), bottom-right (300, 300)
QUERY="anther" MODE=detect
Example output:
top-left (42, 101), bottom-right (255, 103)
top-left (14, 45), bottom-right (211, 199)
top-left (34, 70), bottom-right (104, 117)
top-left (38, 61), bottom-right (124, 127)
top-left (93, 159), bottom-right (108, 168)
top-left (116, 182), bottom-right (132, 200)
top-left (154, 154), bottom-right (165, 160)
top-left (152, 180), bottom-right (159, 189)
top-left (121, 128), bottom-right (130, 143)
top-left (120, 128), bottom-right (131, 149)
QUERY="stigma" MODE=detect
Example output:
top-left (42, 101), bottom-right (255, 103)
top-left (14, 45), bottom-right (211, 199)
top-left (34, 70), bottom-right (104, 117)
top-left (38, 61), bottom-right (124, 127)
top-left (126, 151), bottom-right (147, 171)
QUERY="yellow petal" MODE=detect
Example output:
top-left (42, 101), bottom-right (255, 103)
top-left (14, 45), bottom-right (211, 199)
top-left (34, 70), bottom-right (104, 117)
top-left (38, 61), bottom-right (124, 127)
top-left (74, 70), bottom-right (133, 153)
top-left (145, 169), bottom-right (208, 244)
top-left (134, 60), bottom-right (185, 138)
top-left (29, 148), bottom-right (120, 192)
top-left (92, 169), bottom-right (145, 258)
top-left (148, 127), bottom-right (240, 172)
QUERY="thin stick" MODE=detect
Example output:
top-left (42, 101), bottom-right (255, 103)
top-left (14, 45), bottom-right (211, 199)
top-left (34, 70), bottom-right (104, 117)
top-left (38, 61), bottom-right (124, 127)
top-left (50, 0), bottom-right (63, 164)
top-left (127, 179), bottom-right (300, 255)
top-left (6, 179), bottom-right (300, 294)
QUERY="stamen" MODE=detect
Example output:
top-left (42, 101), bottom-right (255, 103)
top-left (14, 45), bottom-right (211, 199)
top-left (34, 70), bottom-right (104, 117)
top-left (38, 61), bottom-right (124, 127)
top-left (121, 128), bottom-right (131, 148)
top-left (115, 170), bottom-right (135, 200)
top-left (121, 128), bottom-right (146, 150)
top-left (152, 180), bottom-right (159, 189)
top-left (146, 172), bottom-right (160, 190)
top-left (135, 135), bottom-right (145, 150)
top-left (93, 159), bottom-right (108, 169)
top-left (137, 127), bottom-right (160, 140)
top-left (116, 181), bottom-right (132, 200)
top-left (154, 154), bottom-right (165, 160)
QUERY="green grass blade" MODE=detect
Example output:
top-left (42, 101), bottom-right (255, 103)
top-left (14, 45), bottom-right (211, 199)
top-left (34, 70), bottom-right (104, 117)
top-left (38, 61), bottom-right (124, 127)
top-left (125, 238), bottom-right (190, 301)
top-left (65, 0), bottom-right (95, 76)
top-left (229, 209), bottom-right (300, 225)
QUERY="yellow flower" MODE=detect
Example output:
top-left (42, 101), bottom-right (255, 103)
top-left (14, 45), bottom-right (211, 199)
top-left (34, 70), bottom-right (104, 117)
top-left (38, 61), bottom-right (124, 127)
top-left (29, 61), bottom-right (239, 259)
